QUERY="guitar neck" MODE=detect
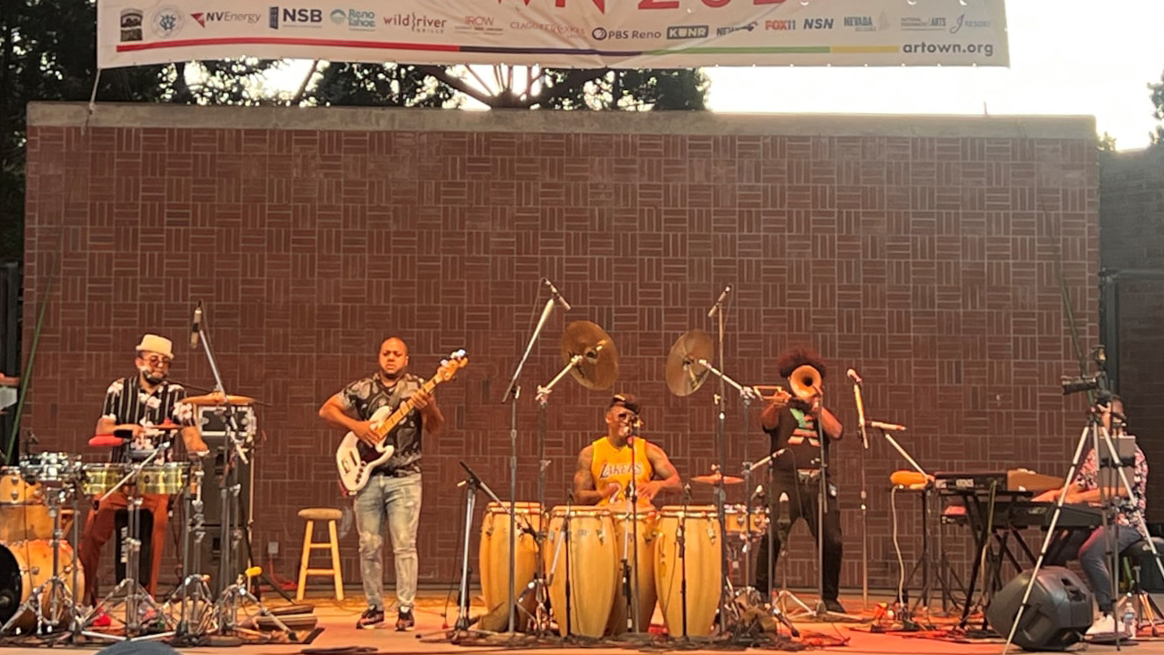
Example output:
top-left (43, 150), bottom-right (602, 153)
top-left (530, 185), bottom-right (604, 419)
top-left (374, 377), bottom-right (442, 440)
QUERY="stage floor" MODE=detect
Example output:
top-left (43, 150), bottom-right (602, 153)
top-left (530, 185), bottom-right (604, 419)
top-left (4, 590), bottom-right (1163, 654)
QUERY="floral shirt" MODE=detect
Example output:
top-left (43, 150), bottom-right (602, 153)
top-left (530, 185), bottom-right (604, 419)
top-left (101, 376), bottom-right (194, 463)
top-left (1073, 437), bottom-right (1148, 535)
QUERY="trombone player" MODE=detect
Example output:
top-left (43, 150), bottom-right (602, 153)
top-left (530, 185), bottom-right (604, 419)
top-left (754, 346), bottom-right (846, 613)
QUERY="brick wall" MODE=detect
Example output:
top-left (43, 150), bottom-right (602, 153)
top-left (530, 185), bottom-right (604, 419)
top-left (1100, 147), bottom-right (1164, 523)
top-left (23, 103), bottom-right (1098, 594)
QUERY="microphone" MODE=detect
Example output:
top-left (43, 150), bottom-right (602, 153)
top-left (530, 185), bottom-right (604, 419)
top-left (190, 303), bottom-right (203, 349)
top-left (777, 492), bottom-right (790, 530)
top-left (868, 420), bottom-right (908, 432)
top-left (682, 482), bottom-right (692, 501)
top-left (707, 284), bottom-right (732, 318)
top-left (852, 371), bottom-right (869, 449)
top-left (543, 278), bottom-right (571, 311)
top-left (847, 368), bottom-right (862, 385)
top-left (751, 485), bottom-right (765, 502)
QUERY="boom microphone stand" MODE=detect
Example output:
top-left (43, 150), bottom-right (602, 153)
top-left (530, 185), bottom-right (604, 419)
top-left (501, 278), bottom-right (568, 636)
top-left (849, 369), bottom-right (870, 608)
top-left (708, 284), bottom-right (731, 632)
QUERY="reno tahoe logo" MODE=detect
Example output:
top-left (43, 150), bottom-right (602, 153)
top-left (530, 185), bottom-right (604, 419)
top-left (382, 13), bottom-right (446, 33)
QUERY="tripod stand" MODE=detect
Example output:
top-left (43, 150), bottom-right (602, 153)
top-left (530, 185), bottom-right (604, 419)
top-left (1000, 398), bottom-right (1164, 653)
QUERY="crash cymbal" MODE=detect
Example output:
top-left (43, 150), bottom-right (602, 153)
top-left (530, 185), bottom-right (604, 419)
top-left (666, 329), bottom-right (712, 397)
top-left (691, 473), bottom-right (743, 486)
top-left (183, 391), bottom-right (257, 406)
top-left (561, 320), bottom-right (619, 390)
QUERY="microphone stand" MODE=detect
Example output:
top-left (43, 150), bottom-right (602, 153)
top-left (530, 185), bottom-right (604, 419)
top-left (747, 451), bottom-right (800, 637)
top-left (851, 376), bottom-right (870, 609)
top-left (500, 280), bottom-right (562, 636)
top-left (707, 285), bottom-right (731, 634)
top-left (450, 462), bottom-right (509, 638)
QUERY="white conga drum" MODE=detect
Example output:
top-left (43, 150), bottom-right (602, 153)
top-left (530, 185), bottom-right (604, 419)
top-left (543, 506), bottom-right (617, 638)
top-left (478, 502), bottom-right (542, 616)
top-left (653, 505), bottom-right (722, 637)
top-left (607, 501), bottom-right (658, 634)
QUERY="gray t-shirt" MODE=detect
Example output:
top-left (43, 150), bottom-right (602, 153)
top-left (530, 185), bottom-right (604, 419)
top-left (339, 372), bottom-right (424, 476)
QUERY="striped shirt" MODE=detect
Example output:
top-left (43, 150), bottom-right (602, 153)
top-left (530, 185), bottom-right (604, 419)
top-left (100, 376), bottom-right (194, 463)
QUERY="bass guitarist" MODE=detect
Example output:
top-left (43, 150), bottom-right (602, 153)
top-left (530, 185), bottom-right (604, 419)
top-left (319, 336), bottom-right (444, 631)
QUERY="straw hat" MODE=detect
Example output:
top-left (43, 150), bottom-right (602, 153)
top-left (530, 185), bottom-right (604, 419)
top-left (134, 334), bottom-right (174, 359)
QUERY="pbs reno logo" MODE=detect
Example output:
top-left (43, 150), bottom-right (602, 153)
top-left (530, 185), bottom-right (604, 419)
top-left (592, 26), bottom-right (661, 41)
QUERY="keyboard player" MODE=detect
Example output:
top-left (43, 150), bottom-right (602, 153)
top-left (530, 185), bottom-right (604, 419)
top-left (1034, 397), bottom-right (1148, 637)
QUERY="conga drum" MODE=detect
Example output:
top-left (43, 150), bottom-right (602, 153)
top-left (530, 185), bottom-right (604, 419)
top-left (607, 501), bottom-right (657, 634)
top-left (478, 502), bottom-right (542, 616)
top-left (654, 505), bottom-right (722, 637)
top-left (543, 506), bottom-right (617, 638)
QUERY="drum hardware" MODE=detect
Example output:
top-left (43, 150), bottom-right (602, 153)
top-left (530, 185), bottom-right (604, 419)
top-left (80, 442), bottom-right (175, 642)
top-left (0, 466), bottom-right (85, 640)
top-left (168, 456), bottom-right (215, 645)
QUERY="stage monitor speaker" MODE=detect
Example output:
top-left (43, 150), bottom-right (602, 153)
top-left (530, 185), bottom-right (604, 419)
top-left (985, 566), bottom-right (1093, 651)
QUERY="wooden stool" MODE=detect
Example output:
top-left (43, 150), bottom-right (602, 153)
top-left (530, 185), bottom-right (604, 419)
top-left (296, 507), bottom-right (344, 601)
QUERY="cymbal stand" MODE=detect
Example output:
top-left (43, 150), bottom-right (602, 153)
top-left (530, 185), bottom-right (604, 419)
top-left (707, 286), bottom-right (731, 633)
top-left (191, 304), bottom-right (287, 639)
top-left (0, 480), bottom-right (83, 637)
top-left (81, 443), bottom-right (173, 642)
top-left (526, 353), bottom-right (587, 635)
top-left (169, 457), bottom-right (214, 645)
top-left (501, 279), bottom-right (564, 636)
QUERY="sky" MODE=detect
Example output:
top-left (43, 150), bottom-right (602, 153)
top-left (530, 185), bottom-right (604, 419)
top-left (266, 0), bottom-right (1164, 150)
top-left (704, 0), bottom-right (1164, 150)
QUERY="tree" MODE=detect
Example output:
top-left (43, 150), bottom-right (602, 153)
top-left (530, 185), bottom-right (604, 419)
top-left (1098, 131), bottom-right (1117, 153)
top-left (1151, 70), bottom-right (1164, 146)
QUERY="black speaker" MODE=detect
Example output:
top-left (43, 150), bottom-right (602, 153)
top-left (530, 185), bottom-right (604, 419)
top-left (985, 566), bottom-right (1093, 651)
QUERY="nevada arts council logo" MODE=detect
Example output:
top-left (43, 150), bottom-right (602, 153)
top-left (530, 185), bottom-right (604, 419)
top-left (150, 6), bottom-right (185, 38)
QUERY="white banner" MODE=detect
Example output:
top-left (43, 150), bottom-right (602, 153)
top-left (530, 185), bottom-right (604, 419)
top-left (98, 0), bottom-right (1008, 70)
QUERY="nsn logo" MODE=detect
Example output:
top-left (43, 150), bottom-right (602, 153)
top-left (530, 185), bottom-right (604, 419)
top-left (268, 6), bottom-right (322, 29)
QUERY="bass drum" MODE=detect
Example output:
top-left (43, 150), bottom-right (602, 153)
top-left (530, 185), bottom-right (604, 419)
top-left (0, 540), bottom-right (85, 632)
top-left (0, 467), bottom-right (52, 543)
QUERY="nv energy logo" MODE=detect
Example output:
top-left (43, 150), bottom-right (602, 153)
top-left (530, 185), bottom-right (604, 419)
top-left (269, 6), bottom-right (322, 29)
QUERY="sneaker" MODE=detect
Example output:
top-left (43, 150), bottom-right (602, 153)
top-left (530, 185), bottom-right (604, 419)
top-left (823, 599), bottom-right (847, 614)
top-left (396, 609), bottom-right (415, 632)
top-left (1087, 613), bottom-right (1119, 636)
top-left (357, 606), bottom-right (385, 630)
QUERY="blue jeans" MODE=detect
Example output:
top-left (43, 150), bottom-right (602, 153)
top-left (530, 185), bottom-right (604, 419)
top-left (1052, 524), bottom-right (1144, 613)
top-left (353, 474), bottom-right (422, 612)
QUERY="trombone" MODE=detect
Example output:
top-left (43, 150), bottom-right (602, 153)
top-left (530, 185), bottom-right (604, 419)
top-left (752, 365), bottom-right (822, 404)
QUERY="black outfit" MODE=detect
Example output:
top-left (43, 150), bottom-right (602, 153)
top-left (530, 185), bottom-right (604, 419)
top-left (754, 402), bottom-right (844, 602)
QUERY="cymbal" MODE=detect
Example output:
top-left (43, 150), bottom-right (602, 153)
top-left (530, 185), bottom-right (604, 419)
top-left (691, 473), bottom-right (743, 486)
top-left (561, 321), bottom-right (619, 390)
top-left (665, 329), bottom-right (712, 397)
top-left (183, 391), bottom-right (257, 406)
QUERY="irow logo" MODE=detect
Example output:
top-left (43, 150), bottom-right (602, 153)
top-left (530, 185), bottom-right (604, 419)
top-left (268, 7), bottom-right (322, 29)
top-left (190, 11), bottom-right (262, 27)
top-left (383, 13), bottom-right (446, 33)
top-left (666, 25), bottom-right (708, 40)
top-left (329, 8), bottom-right (374, 29)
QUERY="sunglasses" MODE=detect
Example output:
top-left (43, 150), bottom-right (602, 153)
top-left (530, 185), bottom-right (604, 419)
top-left (614, 411), bottom-right (635, 421)
top-left (142, 355), bottom-right (172, 366)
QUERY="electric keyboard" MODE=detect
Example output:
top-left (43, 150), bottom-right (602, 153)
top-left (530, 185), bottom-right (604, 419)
top-left (934, 469), bottom-right (1064, 494)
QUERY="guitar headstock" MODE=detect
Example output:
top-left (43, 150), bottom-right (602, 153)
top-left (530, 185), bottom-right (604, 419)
top-left (435, 349), bottom-right (468, 381)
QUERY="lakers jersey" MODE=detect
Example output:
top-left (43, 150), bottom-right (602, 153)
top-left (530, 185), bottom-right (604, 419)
top-left (590, 435), bottom-right (653, 506)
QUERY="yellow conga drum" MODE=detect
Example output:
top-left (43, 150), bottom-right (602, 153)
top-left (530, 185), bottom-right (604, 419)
top-left (543, 506), bottom-right (617, 638)
top-left (479, 502), bottom-right (542, 617)
top-left (654, 505), bottom-right (722, 637)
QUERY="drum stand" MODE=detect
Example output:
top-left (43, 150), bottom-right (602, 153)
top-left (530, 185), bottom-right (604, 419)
top-left (0, 482), bottom-right (84, 638)
top-left (81, 445), bottom-right (173, 642)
